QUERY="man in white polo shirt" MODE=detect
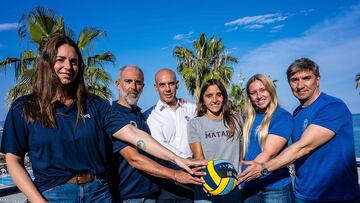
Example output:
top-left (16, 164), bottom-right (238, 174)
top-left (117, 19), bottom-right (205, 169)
top-left (145, 68), bottom-right (196, 203)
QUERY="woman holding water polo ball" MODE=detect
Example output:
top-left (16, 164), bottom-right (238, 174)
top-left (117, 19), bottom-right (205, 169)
top-left (187, 79), bottom-right (242, 203)
top-left (239, 74), bottom-right (294, 202)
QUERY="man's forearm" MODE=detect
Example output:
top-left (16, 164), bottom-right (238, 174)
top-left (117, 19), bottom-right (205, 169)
top-left (265, 141), bottom-right (308, 172)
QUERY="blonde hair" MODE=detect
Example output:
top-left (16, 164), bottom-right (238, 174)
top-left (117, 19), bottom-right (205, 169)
top-left (242, 74), bottom-right (278, 158)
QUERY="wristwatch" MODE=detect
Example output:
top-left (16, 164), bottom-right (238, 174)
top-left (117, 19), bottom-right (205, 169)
top-left (260, 163), bottom-right (269, 176)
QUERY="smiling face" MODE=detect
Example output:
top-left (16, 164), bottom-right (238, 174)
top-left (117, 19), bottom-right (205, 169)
top-left (248, 80), bottom-right (271, 113)
top-left (54, 44), bottom-right (79, 85)
top-left (289, 70), bottom-right (320, 106)
top-left (203, 84), bottom-right (224, 118)
top-left (154, 69), bottom-right (179, 108)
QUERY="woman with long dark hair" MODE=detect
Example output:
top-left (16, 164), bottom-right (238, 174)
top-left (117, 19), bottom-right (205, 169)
top-left (188, 79), bottom-right (242, 203)
top-left (0, 35), bottom-right (205, 202)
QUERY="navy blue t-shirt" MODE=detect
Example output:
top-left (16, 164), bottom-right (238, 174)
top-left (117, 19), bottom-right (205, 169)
top-left (0, 94), bottom-right (113, 192)
top-left (110, 101), bottom-right (159, 200)
top-left (243, 107), bottom-right (293, 190)
top-left (292, 93), bottom-right (359, 201)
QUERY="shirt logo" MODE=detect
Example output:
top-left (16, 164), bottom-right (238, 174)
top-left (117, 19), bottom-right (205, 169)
top-left (303, 118), bottom-right (309, 130)
top-left (80, 114), bottom-right (91, 119)
top-left (255, 125), bottom-right (260, 135)
top-left (205, 130), bottom-right (230, 139)
top-left (129, 120), bottom-right (138, 128)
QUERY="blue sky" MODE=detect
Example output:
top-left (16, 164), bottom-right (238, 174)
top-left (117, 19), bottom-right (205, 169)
top-left (1, 0), bottom-right (360, 121)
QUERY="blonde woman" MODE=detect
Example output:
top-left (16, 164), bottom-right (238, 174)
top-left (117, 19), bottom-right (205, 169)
top-left (239, 74), bottom-right (294, 203)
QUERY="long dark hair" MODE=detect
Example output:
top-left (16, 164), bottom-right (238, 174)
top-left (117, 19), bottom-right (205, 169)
top-left (197, 79), bottom-right (242, 139)
top-left (24, 35), bottom-right (88, 128)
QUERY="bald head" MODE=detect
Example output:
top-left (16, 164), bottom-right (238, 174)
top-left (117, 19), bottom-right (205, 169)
top-left (154, 68), bottom-right (179, 108)
top-left (155, 68), bottom-right (176, 83)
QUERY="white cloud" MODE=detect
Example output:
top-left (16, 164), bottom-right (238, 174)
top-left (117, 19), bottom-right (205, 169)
top-left (173, 31), bottom-right (194, 43)
top-left (245, 24), bottom-right (264, 29)
top-left (226, 26), bottom-right (239, 32)
top-left (236, 5), bottom-right (360, 113)
top-left (270, 24), bottom-right (285, 33)
top-left (0, 23), bottom-right (19, 31)
top-left (224, 13), bottom-right (287, 31)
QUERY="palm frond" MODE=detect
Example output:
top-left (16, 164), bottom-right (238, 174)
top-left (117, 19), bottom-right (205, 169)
top-left (87, 84), bottom-right (112, 100)
top-left (77, 27), bottom-right (106, 49)
top-left (86, 51), bottom-right (116, 68)
top-left (84, 66), bottom-right (112, 89)
top-left (7, 81), bottom-right (32, 106)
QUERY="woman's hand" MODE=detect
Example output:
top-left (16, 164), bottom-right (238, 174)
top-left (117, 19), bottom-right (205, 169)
top-left (173, 156), bottom-right (208, 174)
top-left (237, 160), bottom-right (261, 183)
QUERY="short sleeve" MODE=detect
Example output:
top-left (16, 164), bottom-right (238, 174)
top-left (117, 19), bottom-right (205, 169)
top-left (111, 138), bottom-right (129, 153)
top-left (187, 119), bottom-right (200, 144)
top-left (0, 103), bottom-right (28, 156)
top-left (104, 106), bottom-right (130, 138)
top-left (312, 101), bottom-right (349, 134)
top-left (268, 110), bottom-right (293, 140)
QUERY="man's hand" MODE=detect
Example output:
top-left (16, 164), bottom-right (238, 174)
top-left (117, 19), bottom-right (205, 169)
top-left (178, 98), bottom-right (188, 105)
top-left (174, 169), bottom-right (205, 185)
top-left (237, 160), bottom-right (261, 183)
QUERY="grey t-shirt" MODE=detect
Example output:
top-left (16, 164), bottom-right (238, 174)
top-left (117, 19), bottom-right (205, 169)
top-left (187, 115), bottom-right (241, 172)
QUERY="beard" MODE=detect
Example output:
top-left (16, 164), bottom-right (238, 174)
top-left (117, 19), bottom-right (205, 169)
top-left (120, 87), bottom-right (140, 106)
top-left (125, 96), bottom-right (140, 106)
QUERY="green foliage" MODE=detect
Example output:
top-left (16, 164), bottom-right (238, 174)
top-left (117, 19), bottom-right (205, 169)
top-left (229, 83), bottom-right (246, 113)
top-left (174, 33), bottom-right (238, 102)
top-left (1, 7), bottom-right (115, 105)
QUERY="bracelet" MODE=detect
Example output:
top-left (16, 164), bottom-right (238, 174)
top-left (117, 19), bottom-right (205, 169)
top-left (174, 170), bottom-right (179, 185)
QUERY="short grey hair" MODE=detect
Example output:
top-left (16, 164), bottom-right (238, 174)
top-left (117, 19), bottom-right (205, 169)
top-left (286, 58), bottom-right (320, 81)
top-left (119, 65), bottom-right (144, 79)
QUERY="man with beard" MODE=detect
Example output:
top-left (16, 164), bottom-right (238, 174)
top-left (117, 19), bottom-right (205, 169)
top-left (111, 65), bottom-right (204, 203)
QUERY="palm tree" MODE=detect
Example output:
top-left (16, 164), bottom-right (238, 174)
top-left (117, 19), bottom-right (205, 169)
top-left (229, 73), bottom-right (246, 113)
top-left (356, 73), bottom-right (360, 89)
top-left (174, 33), bottom-right (238, 101)
top-left (0, 7), bottom-right (115, 105)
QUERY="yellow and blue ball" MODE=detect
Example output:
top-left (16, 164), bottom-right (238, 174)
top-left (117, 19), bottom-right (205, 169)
top-left (201, 159), bottom-right (238, 196)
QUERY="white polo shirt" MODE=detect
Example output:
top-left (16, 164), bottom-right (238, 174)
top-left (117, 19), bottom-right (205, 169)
top-left (145, 99), bottom-right (197, 158)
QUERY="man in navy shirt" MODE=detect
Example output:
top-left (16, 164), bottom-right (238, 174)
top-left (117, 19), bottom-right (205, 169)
top-left (239, 58), bottom-right (359, 202)
top-left (111, 65), bottom-right (204, 202)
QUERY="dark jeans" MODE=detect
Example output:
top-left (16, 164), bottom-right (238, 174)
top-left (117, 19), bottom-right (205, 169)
top-left (194, 185), bottom-right (241, 203)
top-left (241, 183), bottom-right (294, 203)
top-left (156, 160), bottom-right (194, 203)
top-left (42, 178), bottom-right (112, 202)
